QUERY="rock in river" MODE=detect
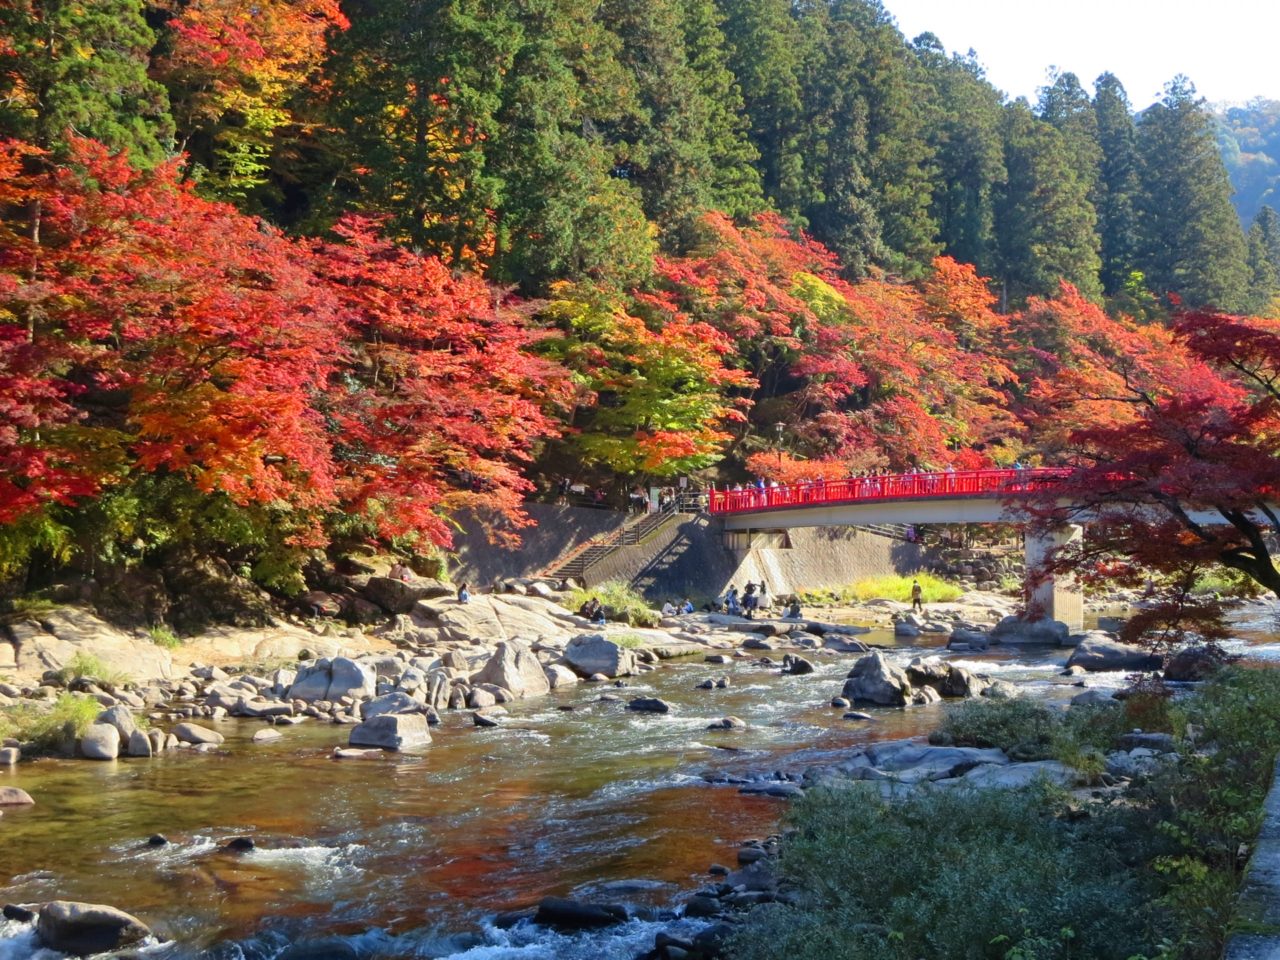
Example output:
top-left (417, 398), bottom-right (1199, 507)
top-left (0, 786), bottom-right (34, 806)
top-left (79, 723), bottom-right (120, 760)
top-left (841, 651), bottom-right (912, 707)
top-left (36, 900), bottom-right (151, 956)
top-left (532, 897), bottom-right (628, 930)
top-left (563, 634), bottom-right (638, 679)
top-left (348, 713), bottom-right (431, 750)
top-left (472, 640), bottom-right (551, 699)
top-left (1066, 635), bottom-right (1162, 673)
top-left (627, 697), bottom-right (672, 714)
top-left (173, 722), bottom-right (224, 746)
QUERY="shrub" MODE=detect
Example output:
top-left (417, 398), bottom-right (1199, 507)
top-left (566, 580), bottom-right (660, 627)
top-left (0, 693), bottom-right (101, 754)
top-left (939, 697), bottom-right (1128, 773)
top-left (54, 651), bottom-right (132, 688)
top-left (148, 625), bottom-right (182, 649)
top-left (729, 782), bottom-right (1161, 960)
top-left (799, 573), bottom-right (963, 606)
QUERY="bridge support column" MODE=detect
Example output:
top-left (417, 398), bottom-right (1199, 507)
top-left (1023, 525), bottom-right (1083, 632)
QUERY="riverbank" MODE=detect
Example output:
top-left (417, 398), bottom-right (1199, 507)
top-left (0, 589), bottom-right (1266, 958)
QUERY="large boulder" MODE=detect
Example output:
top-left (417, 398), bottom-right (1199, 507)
top-left (906, 656), bottom-right (989, 699)
top-left (563, 634), bottom-right (638, 679)
top-left (990, 616), bottom-right (1070, 646)
top-left (1164, 644), bottom-right (1227, 681)
top-left (79, 723), bottom-right (120, 760)
top-left (361, 576), bottom-right (452, 614)
top-left (94, 705), bottom-right (138, 742)
top-left (1066, 635), bottom-right (1162, 673)
top-left (36, 901), bottom-right (151, 956)
top-left (532, 897), bottom-right (627, 931)
top-left (472, 641), bottom-right (551, 699)
top-left (842, 652), bottom-right (912, 707)
top-left (360, 691), bottom-right (425, 720)
top-left (288, 660), bottom-right (333, 701)
top-left (544, 664), bottom-right (579, 689)
top-left (410, 595), bottom-right (574, 645)
top-left (326, 657), bottom-right (376, 701)
top-left (172, 722), bottom-right (224, 745)
top-left (348, 713), bottom-right (431, 751)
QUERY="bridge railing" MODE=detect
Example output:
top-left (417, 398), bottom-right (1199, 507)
top-left (706, 468), bottom-right (1071, 515)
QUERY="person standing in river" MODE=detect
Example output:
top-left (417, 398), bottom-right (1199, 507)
top-left (910, 579), bottom-right (924, 613)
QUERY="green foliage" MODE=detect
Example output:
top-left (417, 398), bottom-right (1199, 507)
top-left (0, 693), bottom-right (102, 754)
top-left (0, 0), bottom-right (173, 163)
top-left (612, 633), bottom-right (650, 649)
top-left (1191, 567), bottom-right (1265, 598)
top-left (940, 697), bottom-right (1128, 773)
top-left (1150, 667), bottom-right (1280, 957)
top-left (799, 573), bottom-right (961, 606)
top-left (1137, 77), bottom-right (1251, 311)
top-left (729, 782), bottom-right (1160, 960)
top-left (566, 579), bottom-right (660, 627)
top-left (147, 626), bottom-right (182, 650)
top-left (54, 652), bottom-right (131, 688)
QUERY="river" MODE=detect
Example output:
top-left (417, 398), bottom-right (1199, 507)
top-left (3, 609), bottom-right (1277, 960)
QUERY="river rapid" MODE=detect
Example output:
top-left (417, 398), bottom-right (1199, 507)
top-left (4, 607), bottom-right (1278, 960)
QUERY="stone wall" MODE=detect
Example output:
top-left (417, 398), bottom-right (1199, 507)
top-left (1224, 756), bottom-right (1280, 959)
top-left (449, 504), bottom-right (629, 586)
top-left (585, 517), bottom-right (925, 604)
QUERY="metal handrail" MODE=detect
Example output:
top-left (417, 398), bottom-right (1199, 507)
top-left (706, 468), bottom-right (1070, 515)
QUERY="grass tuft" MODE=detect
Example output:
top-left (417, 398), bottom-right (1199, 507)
top-left (148, 625), bottom-right (182, 649)
top-left (566, 580), bottom-right (661, 627)
top-left (798, 572), bottom-right (962, 606)
top-left (0, 693), bottom-right (102, 754)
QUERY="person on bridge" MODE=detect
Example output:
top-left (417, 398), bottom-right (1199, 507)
top-left (910, 579), bottom-right (924, 613)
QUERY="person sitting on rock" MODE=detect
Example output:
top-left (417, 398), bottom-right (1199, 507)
top-left (680, 598), bottom-right (695, 614)
top-left (389, 560), bottom-right (414, 582)
top-left (661, 600), bottom-right (677, 617)
top-left (725, 586), bottom-right (742, 616)
top-left (785, 599), bottom-right (802, 619)
top-left (578, 598), bottom-right (597, 619)
top-left (457, 582), bottom-right (471, 604)
top-left (591, 599), bottom-right (608, 625)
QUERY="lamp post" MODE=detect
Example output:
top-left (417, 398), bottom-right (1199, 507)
top-left (774, 421), bottom-right (785, 468)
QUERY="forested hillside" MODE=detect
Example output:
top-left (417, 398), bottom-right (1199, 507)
top-left (4, 0), bottom-right (1280, 599)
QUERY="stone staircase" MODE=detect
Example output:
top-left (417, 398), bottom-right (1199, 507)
top-left (541, 496), bottom-right (701, 583)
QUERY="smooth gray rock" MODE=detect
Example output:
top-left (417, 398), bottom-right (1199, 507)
top-left (348, 713), bottom-right (431, 750)
top-left (287, 660), bottom-right (333, 702)
top-left (126, 730), bottom-right (152, 758)
top-left (95, 705), bottom-right (138, 743)
top-left (326, 657), bottom-right (376, 701)
top-left (990, 616), bottom-right (1070, 646)
top-left (627, 697), bottom-right (672, 714)
top-left (0, 747), bottom-right (18, 765)
top-left (1066, 636), bottom-right (1162, 673)
top-left (0, 786), bottom-right (34, 805)
top-left (80, 723), bottom-right (120, 760)
top-left (252, 728), bottom-right (283, 743)
top-left (842, 651), bottom-right (912, 707)
top-left (473, 641), bottom-right (551, 699)
top-left (706, 716), bottom-right (746, 730)
top-left (36, 901), bottom-right (151, 956)
top-left (544, 664), bottom-right (579, 688)
top-left (781, 654), bottom-right (815, 675)
top-left (961, 760), bottom-right (1076, 789)
top-left (563, 634), bottom-right (638, 679)
top-left (172, 722), bottom-right (224, 745)
top-left (360, 691), bottom-right (423, 720)
top-left (361, 576), bottom-right (452, 614)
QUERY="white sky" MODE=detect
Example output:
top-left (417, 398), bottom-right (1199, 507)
top-left (881, 0), bottom-right (1280, 108)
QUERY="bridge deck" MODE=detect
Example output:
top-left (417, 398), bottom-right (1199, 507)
top-left (708, 468), bottom-right (1067, 517)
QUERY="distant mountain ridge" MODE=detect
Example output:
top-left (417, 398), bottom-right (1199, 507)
top-left (1217, 99), bottom-right (1280, 224)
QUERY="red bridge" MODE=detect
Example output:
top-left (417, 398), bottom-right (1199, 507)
top-left (707, 468), bottom-right (1070, 515)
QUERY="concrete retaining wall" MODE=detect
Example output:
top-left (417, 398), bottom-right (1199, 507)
top-left (584, 517), bottom-right (924, 604)
top-left (1225, 756), bottom-right (1280, 958)
top-left (449, 504), bottom-right (628, 586)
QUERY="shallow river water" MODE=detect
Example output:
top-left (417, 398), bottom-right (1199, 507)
top-left (4, 610), bottom-right (1278, 960)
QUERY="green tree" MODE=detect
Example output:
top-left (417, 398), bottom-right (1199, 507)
top-left (1136, 76), bottom-right (1250, 310)
top-left (1036, 70), bottom-right (1102, 198)
top-left (488, 0), bottom-right (655, 289)
top-left (0, 0), bottom-right (172, 164)
top-left (720, 0), bottom-right (811, 222)
top-left (678, 0), bottom-right (763, 219)
top-left (913, 35), bottom-right (1005, 276)
top-left (1093, 72), bottom-right (1143, 297)
top-left (315, 0), bottom-right (521, 265)
top-left (1247, 204), bottom-right (1280, 313)
top-left (995, 101), bottom-right (1102, 304)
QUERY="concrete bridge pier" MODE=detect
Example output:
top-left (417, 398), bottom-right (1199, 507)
top-left (1023, 524), bottom-right (1084, 632)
